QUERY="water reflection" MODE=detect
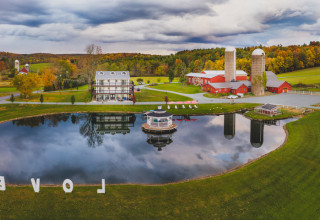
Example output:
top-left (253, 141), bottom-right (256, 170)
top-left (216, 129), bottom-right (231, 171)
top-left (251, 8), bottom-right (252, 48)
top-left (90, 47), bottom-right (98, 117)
top-left (0, 113), bottom-right (293, 184)
top-left (224, 113), bottom-right (235, 140)
top-left (144, 132), bottom-right (175, 151)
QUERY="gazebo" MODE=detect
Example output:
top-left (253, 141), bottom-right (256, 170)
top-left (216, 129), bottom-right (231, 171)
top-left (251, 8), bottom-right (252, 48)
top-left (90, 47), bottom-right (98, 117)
top-left (142, 107), bottom-right (177, 132)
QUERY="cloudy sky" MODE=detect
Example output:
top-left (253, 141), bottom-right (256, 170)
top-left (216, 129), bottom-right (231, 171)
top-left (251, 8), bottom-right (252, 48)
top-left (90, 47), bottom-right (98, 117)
top-left (1, 0), bottom-right (320, 54)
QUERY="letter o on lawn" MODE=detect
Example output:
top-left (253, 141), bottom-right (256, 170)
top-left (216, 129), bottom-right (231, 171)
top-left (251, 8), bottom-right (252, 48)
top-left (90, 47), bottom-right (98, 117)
top-left (63, 179), bottom-right (73, 193)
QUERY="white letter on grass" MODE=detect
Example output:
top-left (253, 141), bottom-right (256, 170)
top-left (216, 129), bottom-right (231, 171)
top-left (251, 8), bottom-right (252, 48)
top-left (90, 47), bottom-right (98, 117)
top-left (97, 179), bottom-right (105, 194)
top-left (0, 176), bottom-right (5, 191)
top-left (31, 178), bottom-right (40, 193)
top-left (63, 179), bottom-right (73, 193)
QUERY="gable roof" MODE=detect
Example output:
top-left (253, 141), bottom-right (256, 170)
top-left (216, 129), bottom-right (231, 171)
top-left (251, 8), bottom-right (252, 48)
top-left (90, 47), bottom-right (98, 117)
top-left (19, 67), bottom-right (28, 73)
top-left (95, 71), bottom-right (130, 80)
top-left (207, 82), bottom-right (249, 89)
top-left (267, 80), bottom-right (287, 88)
top-left (261, 104), bottom-right (278, 110)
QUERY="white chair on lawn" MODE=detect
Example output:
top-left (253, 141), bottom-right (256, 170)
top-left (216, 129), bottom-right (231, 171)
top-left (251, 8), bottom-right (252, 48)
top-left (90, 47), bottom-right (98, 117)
top-left (194, 105), bottom-right (198, 108)
top-left (182, 105), bottom-right (185, 109)
top-left (175, 105), bottom-right (178, 109)
top-left (189, 105), bottom-right (192, 109)
top-left (167, 105), bottom-right (170, 109)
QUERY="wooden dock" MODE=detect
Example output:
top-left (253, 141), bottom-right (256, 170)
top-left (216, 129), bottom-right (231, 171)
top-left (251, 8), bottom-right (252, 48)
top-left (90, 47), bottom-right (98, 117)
top-left (141, 123), bottom-right (177, 133)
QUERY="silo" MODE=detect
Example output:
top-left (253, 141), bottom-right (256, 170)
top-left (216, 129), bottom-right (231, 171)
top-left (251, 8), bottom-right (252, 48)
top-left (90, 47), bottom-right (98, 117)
top-left (225, 47), bottom-right (236, 82)
top-left (25, 64), bottom-right (29, 72)
top-left (251, 49), bottom-right (265, 96)
top-left (15, 60), bottom-right (19, 71)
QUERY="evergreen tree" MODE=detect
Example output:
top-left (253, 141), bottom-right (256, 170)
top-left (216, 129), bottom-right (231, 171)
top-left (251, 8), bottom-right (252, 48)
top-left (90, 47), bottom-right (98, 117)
top-left (40, 94), bottom-right (44, 103)
top-left (71, 95), bottom-right (75, 105)
top-left (10, 94), bottom-right (14, 103)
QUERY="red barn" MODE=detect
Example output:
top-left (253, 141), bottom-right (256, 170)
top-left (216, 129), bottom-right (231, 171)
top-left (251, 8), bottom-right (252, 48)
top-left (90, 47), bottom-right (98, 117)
top-left (187, 70), bottom-right (248, 85)
top-left (267, 81), bottom-right (291, 94)
top-left (202, 82), bottom-right (249, 94)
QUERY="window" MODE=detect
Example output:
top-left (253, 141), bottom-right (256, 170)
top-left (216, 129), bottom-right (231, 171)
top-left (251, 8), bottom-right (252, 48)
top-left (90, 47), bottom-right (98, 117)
top-left (110, 72), bottom-right (115, 75)
top-left (122, 72), bottom-right (127, 75)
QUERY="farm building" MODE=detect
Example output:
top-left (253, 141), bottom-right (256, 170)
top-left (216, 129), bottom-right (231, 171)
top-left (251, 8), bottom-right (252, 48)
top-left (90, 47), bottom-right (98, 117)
top-left (202, 82), bottom-right (250, 95)
top-left (187, 70), bottom-right (248, 85)
top-left (254, 104), bottom-right (280, 116)
top-left (265, 71), bottom-right (291, 93)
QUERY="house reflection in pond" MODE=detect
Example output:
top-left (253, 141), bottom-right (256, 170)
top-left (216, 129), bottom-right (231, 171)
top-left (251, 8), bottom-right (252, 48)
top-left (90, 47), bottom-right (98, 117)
top-left (250, 120), bottom-right (264, 148)
top-left (144, 132), bottom-right (175, 151)
top-left (224, 113), bottom-right (235, 140)
top-left (94, 114), bottom-right (136, 135)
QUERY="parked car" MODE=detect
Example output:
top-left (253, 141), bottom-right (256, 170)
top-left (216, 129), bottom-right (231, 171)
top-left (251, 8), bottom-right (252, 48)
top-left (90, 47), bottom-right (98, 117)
top-left (227, 95), bottom-right (238, 99)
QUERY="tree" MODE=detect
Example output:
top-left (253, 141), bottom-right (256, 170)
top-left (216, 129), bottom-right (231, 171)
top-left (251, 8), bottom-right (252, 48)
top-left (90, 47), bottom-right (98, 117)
top-left (12, 73), bottom-right (39, 98)
top-left (203, 60), bottom-right (214, 70)
top-left (40, 94), bottom-right (44, 103)
top-left (137, 78), bottom-right (144, 84)
top-left (71, 95), bottom-right (75, 105)
top-left (132, 96), bottom-right (136, 105)
top-left (85, 44), bottom-right (102, 91)
top-left (10, 94), bottom-right (14, 103)
top-left (179, 73), bottom-right (187, 87)
top-left (164, 96), bottom-right (169, 104)
top-left (42, 69), bottom-right (56, 91)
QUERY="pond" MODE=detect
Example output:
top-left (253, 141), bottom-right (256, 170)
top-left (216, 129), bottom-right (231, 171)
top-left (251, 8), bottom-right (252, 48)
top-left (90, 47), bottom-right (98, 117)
top-left (0, 113), bottom-right (294, 184)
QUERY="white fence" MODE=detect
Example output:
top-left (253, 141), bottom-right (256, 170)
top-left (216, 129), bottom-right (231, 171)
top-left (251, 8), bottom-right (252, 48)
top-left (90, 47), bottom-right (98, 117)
top-left (277, 104), bottom-right (306, 113)
top-left (288, 90), bottom-right (320, 95)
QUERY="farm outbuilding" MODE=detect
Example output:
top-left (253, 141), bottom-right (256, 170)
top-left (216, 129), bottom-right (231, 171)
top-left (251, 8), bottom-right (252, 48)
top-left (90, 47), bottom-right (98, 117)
top-left (254, 104), bottom-right (280, 116)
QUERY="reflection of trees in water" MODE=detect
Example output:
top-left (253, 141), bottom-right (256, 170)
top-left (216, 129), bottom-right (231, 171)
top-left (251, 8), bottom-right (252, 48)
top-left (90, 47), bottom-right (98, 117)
top-left (80, 113), bottom-right (103, 148)
top-left (12, 114), bottom-right (70, 128)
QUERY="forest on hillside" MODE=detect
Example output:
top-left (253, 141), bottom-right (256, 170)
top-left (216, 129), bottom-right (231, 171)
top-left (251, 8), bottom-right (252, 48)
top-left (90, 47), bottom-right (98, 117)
top-left (1, 41), bottom-right (320, 81)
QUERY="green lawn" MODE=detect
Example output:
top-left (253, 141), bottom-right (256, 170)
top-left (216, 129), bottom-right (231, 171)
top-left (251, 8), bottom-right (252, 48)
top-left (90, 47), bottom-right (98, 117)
top-left (0, 87), bottom-right (18, 97)
top-left (148, 83), bottom-right (203, 94)
top-left (131, 77), bottom-right (179, 85)
top-left (20, 63), bottom-right (53, 73)
top-left (135, 89), bottom-right (192, 102)
top-left (11, 91), bottom-right (91, 103)
top-left (0, 106), bottom-right (319, 219)
top-left (277, 67), bottom-right (320, 85)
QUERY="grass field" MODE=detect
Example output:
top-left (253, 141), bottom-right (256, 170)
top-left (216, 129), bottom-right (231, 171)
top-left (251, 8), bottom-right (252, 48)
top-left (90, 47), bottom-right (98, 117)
top-left (148, 83), bottom-right (203, 94)
top-left (11, 91), bottom-right (91, 103)
top-left (277, 67), bottom-right (320, 85)
top-left (20, 63), bottom-right (53, 73)
top-left (0, 87), bottom-right (18, 97)
top-left (131, 77), bottom-right (179, 85)
top-left (0, 105), bottom-right (319, 219)
top-left (135, 89), bottom-right (192, 102)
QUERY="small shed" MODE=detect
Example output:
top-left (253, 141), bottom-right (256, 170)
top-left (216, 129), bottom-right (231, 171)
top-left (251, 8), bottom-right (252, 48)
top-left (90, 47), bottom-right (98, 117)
top-left (254, 104), bottom-right (280, 116)
top-left (142, 107), bottom-right (177, 132)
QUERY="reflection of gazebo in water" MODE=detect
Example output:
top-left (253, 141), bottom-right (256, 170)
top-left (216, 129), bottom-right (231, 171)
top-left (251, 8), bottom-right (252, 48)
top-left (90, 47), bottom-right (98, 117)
top-left (142, 107), bottom-right (177, 133)
top-left (145, 132), bottom-right (175, 151)
top-left (94, 114), bottom-right (136, 135)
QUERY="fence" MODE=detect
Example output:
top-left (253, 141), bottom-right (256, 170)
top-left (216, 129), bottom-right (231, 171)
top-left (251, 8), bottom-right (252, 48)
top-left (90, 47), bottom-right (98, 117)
top-left (277, 104), bottom-right (306, 113)
top-left (288, 90), bottom-right (320, 95)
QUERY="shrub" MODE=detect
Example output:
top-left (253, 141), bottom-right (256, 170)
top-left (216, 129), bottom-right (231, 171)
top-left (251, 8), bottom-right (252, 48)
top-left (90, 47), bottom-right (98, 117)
top-left (10, 94), bottom-right (14, 103)
top-left (71, 95), bottom-right (75, 105)
top-left (40, 94), bottom-right (44, 103)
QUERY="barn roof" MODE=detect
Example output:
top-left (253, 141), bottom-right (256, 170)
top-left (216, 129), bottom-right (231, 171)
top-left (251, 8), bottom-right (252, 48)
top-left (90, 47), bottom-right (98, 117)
top-left (207, 82), bottom-right (249, 89)
top-left (267, 80), bottom-right (287, 88)
top-left (260, 104), bottom-right (278, 110)
top-left (186, 70), bottom-right (248, 78)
